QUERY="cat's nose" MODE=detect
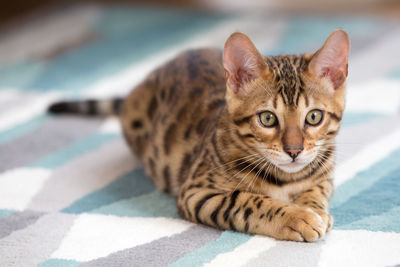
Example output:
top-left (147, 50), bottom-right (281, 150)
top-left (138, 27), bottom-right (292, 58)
top-left (284, 146), bottom-right (303, 160)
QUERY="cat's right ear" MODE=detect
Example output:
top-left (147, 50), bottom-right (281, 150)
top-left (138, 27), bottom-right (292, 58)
top-left (223, 32), bottom-right (269, 94)
top-left (307, 30), bottom-right (350, 90)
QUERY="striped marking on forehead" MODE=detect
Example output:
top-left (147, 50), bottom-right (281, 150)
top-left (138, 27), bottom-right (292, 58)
top-left (272, 90), bottom-right (310, 111)
top-left (266, 55), bottom-right (308, 107)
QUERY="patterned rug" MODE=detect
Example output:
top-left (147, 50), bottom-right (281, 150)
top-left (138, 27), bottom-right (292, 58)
top-left (1, 4), bottom-right (400, 267)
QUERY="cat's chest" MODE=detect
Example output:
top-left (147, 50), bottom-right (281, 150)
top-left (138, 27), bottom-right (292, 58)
top-left (260, 179), bottom-right (315, 202)
top-left (227, 175), bottom-right (316, 203)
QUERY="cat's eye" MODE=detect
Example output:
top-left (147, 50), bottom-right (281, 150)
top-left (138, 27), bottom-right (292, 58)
top-left (306, 110), bottom-right (323, 126)
top-left (259, 111), bottom-right (278, 127)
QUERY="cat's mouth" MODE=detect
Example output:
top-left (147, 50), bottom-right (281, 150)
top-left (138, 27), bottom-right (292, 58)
top-left (262, 150), bottom-right (316, 173)
top-left (277, 161), bottom-right (308, 173)
top-left (274, 153), bottom-right (317, 173)
top-left (279, 161), bottom-right (305, 168)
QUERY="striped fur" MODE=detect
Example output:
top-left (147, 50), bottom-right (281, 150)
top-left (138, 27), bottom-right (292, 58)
top-left (50, 30), bottom-right (349, 242)
top-left (48, 98), bottom-right (124, 116)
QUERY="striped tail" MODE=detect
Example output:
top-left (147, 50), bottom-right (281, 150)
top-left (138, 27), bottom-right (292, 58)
top-left (47, 98), bottom-right (124, 116)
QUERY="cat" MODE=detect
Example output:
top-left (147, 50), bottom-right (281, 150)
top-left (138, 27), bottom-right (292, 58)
top-left (49, 29), bottom-right (350, 242)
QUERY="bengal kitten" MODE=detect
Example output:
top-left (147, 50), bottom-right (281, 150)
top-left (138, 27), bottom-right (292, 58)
top-left (49, 30), bottom-right (350, 242)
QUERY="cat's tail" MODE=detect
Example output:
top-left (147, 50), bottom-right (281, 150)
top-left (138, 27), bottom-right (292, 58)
top-left (47, 98), bottom-right (124, 116)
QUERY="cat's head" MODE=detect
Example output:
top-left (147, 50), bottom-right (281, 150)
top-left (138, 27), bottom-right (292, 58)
top-left (223, 30), bottom-right (349, 174)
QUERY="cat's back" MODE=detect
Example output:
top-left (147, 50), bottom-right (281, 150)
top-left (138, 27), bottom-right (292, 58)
top-left (120, 48), bottom-right (227, 196)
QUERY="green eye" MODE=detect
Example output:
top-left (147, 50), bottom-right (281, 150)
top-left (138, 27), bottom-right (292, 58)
top-left (306, 110), bottom-right (323, 126)
top-left (259, 111), bottom-right (278, 127)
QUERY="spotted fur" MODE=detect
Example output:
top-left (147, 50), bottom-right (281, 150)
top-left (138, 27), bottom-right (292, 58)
top-left (50, 30), bottom-right (349, 242)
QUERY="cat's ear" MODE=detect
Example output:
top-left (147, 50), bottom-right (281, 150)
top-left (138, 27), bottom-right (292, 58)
top-left (223, 32), bottom-right (268, 94)
top-left (308, 30), bottom-right (350, 90)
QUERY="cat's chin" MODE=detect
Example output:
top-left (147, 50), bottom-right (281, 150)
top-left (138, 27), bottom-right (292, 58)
top-left (277, 162), bottom-right (308, 173)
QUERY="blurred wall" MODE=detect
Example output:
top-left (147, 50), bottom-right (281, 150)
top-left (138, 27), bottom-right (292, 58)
top-left (1, 0), bottom-right (399, 28)
top-left (0, 0), bottom-right (55, 26)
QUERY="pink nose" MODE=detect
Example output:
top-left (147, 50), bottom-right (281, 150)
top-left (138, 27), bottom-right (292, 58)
top-left (284, 146), bottom-right (303, 160)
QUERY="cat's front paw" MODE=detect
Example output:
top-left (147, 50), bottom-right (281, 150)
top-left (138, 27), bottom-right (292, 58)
top-left (313, 209), bottom-right (334, 233)
top-left (327, 213), bottom-right (334, 232)
top-left (279, 206), bottom-right (327, 242)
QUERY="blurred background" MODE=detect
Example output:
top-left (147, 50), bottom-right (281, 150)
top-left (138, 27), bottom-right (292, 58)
top-left (2, 0), bottom-right (400, 22)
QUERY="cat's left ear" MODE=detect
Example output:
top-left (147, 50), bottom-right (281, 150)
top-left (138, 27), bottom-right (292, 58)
top-left (223, 32), bottom-right (269, 94)
top-left (308, 30), bottom-right (350, 90)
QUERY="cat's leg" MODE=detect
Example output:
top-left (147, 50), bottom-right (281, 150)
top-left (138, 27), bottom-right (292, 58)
top-left (177, 181), bottom-right (327, 242)
top-left (120, 74), bottom-right (169, 192)
top-left (293, 179), bottom-right (334, 232)
top-left (120, 74), bottom-right (158, 157)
